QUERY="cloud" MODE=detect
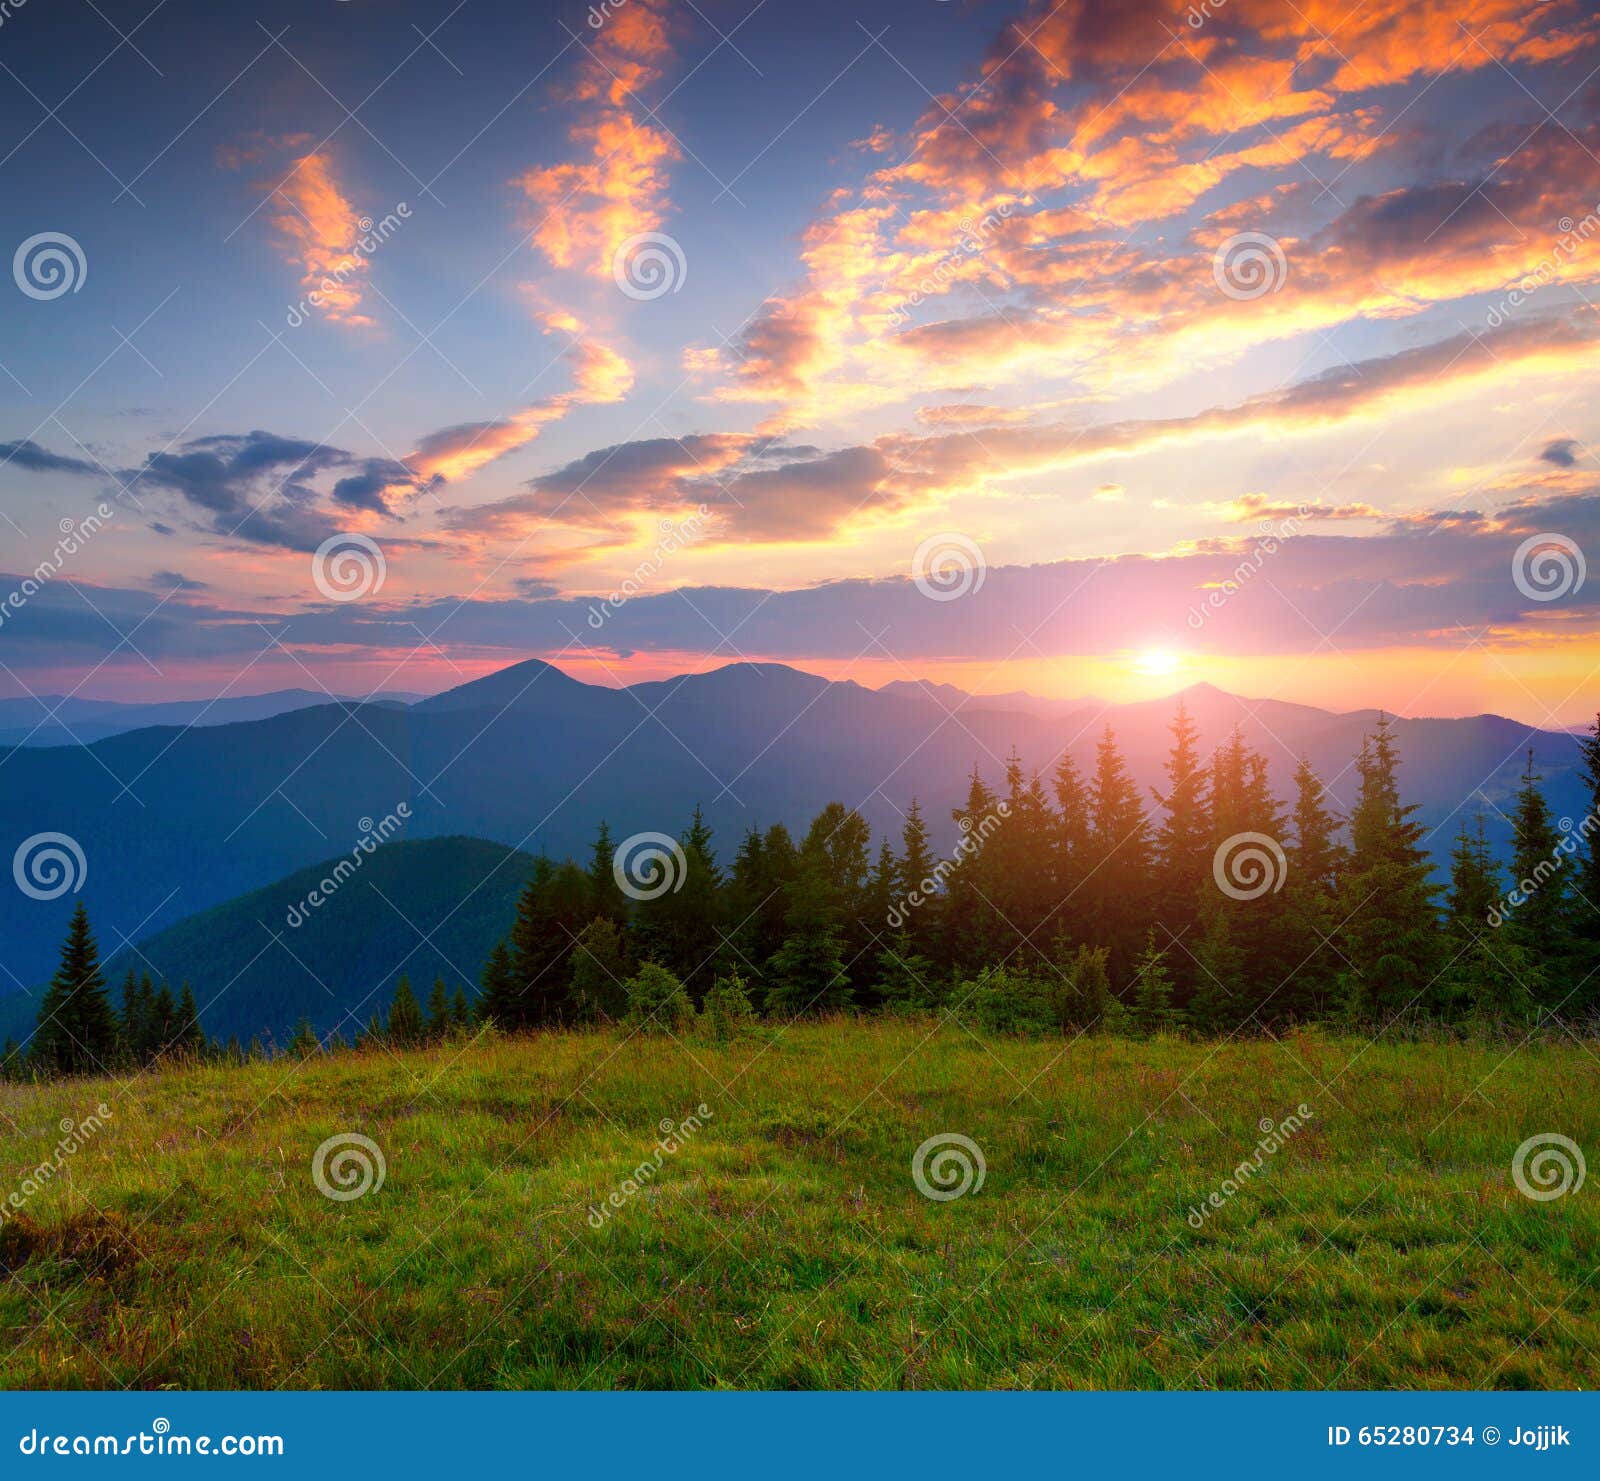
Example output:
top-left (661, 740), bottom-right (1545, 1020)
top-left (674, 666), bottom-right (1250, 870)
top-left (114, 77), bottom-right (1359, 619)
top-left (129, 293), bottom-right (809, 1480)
top-left (0, 440), bottom-right (103, 478)
top-left (690, 0), bottom-right (1600, 424)
top-left (148, 569), bottom-right (208, 590)
top-left (515, 0), bottom-right (680, 279)
top-left (445, 310), bottom-right (1600, 547)
top-left (264, 147), bottom-right (377, 327)
top-left (1542, 437), bottom-right (1582, 468)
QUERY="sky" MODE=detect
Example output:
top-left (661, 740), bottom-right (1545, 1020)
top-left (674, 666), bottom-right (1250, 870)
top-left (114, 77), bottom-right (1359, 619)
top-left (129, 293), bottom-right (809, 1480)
top-left (4, 0), bottom-right (1600, 725)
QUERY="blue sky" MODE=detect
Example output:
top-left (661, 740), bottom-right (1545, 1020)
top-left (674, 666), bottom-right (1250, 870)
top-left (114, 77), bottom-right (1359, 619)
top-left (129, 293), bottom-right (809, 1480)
top-left (5, 0), bottom-right (1600, 722)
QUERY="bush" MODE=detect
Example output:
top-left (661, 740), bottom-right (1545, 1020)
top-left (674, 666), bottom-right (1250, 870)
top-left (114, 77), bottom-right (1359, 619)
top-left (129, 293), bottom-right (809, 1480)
top-left (701, 970), bottom-right (754, 1040)
top-left (624, 962), bottom-right (695, 1033)
top-left (961, 965), bottom-right (1058, 1035)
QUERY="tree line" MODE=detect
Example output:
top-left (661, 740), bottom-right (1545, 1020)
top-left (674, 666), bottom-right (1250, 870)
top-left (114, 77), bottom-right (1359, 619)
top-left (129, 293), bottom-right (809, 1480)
top-left (12, 706), bottom-right (1600, 1081)
top-left (472, 710), bottom-right (1600, 1038)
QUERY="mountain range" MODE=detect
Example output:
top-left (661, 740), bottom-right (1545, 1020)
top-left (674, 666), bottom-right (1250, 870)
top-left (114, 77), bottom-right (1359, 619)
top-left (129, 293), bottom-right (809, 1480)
top-left (0, 659), bottom-right (1590, 1023)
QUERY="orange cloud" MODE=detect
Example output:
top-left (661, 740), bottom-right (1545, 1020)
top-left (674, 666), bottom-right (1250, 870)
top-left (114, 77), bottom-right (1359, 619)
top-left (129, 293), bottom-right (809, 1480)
top-left (515, 0), bottom-right (680, 279)
top-left (268, 149), bottom-right (375, 327)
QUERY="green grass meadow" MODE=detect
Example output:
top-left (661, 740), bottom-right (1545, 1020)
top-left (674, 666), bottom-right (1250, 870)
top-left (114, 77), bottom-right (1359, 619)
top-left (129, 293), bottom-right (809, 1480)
top-left (1, 1020), bottom-right (1596, 1390)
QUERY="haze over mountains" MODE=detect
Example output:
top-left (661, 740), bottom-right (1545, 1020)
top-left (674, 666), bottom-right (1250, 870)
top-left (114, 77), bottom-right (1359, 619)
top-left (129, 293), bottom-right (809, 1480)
top-left (0, 658), bottom-right (1588, 1017)
top-left (0, 688), bottom-right (426, 748)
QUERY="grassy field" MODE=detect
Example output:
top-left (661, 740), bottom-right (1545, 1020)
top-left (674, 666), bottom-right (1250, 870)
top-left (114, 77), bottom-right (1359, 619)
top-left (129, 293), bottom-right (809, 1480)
top-left (0, 1019), bottom-right (1596, 1390)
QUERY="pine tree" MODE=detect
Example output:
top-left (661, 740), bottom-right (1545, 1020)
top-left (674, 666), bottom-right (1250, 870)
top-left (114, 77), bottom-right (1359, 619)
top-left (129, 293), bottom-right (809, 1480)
top-left (425, 977), bottom-right (451, 1040)
top-left (945, 768), bottom-right (1002, 967)
top-left (1050, 939), bottom-right (1111, 1031)
top-left (1129, 929), bottom-right (1180, 1036)
top-left (1279, 756), bottom-right (1345, 1020)
top-left (150, 983), bottom-right (177, 1057)
top-left (118, 969), bottom-right (143, 1064)
top-left (568, 916), bottom-right (629, 1021)
top-left (289, 1017), bottom-right (320, 1057)
top-left (897, 798), bottom-right (939, 957)
top-left (1152, 702), bottom-right (1211, 939)
top-left (1051, 749), bottom-right (1092, 919)
top-left (766, 861), bottom-right (851, 1017)
top-left (1443, 817), bottom-right (1537, 1024)
top-left (477, 940), bottom-right (517, 1028)
top-left (451, 986), bottom-right (471, 1029)
top-left (1574, 711), bottom-right (1600, 969)
top-left (587, 820), bottom-right (628, 923)
top-left (1337, 717), bottom-right (1443, 1022)
top-left (386, 976), bottom-right (424, 1045)
top-left (176, 982), bottom-right (205, 1054)
top-left (1087, 727), bottom-right (1153, 975)
top-left (1500, 751), bottom-right (1579, 1007)
top-left (507, 858), bottom-right (595, 1027)
top-left (32, 903), bottom-right (118, 1078)
top-left (874, 930), bottom-right (941, 1012)
top-left (631, 807), bottom-right (725, 998)
top-left (1189, 908), bottom-right (1248, 1036)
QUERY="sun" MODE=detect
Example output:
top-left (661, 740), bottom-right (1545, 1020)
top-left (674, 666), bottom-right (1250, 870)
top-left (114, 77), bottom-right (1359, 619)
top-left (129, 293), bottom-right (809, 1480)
top-left (1133, 648), bottom-right (1182, 678)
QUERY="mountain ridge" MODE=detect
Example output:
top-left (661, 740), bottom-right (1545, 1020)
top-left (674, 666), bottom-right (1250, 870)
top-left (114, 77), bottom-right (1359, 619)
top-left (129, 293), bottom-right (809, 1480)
top-left (0, 657), bottom-right (1586, 993)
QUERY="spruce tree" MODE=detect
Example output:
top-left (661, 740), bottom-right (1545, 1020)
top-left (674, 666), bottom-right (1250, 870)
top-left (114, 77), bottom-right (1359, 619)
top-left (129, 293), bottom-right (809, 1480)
top-left (766, 862), bottom-right (851, 1016)
top-left (701, 969), bottom-right (755, 1040)
top-left (1500, 752), bottom-right (1579, 1006)
top-left (1574, 711), bottom-right (1600, 967)
top-left (1189, 908), bottom-right (1248, 1036)
top-left (1443, 817), bottom-right (1537, 1024)
top-left (1337, 717), bottom-right (1443, 1022)
top-left (386, 976), bottom-right (424, 1045)
top-left (425, 977), bottom-right (451, 1040)
top-left (451, 986), bottom-right (471, 1029)
top-left (568, 916), bottom-right (629, 1021)
top-left (1087, 727), bottom-right (1152, 975)
top-left (477, 940), bottom-right (518, 1028)
top-left (32, 903), bottom-right (118, 1078)
top-left (1129, 929), bottom-right (1180, 1036)
top-left (1280, 756), bottom-right (1345, 1019)
top-left (289, 1017), bottom-right (320, 1057)
top-left (1152, 702), bottom-right (1211, 939)
top-left (508, 858), bottom-right (593, 1027)
top-left (150, 983), bottom-right (177, 1057)
top-left (176, 982), bottom-right (204, 1054)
